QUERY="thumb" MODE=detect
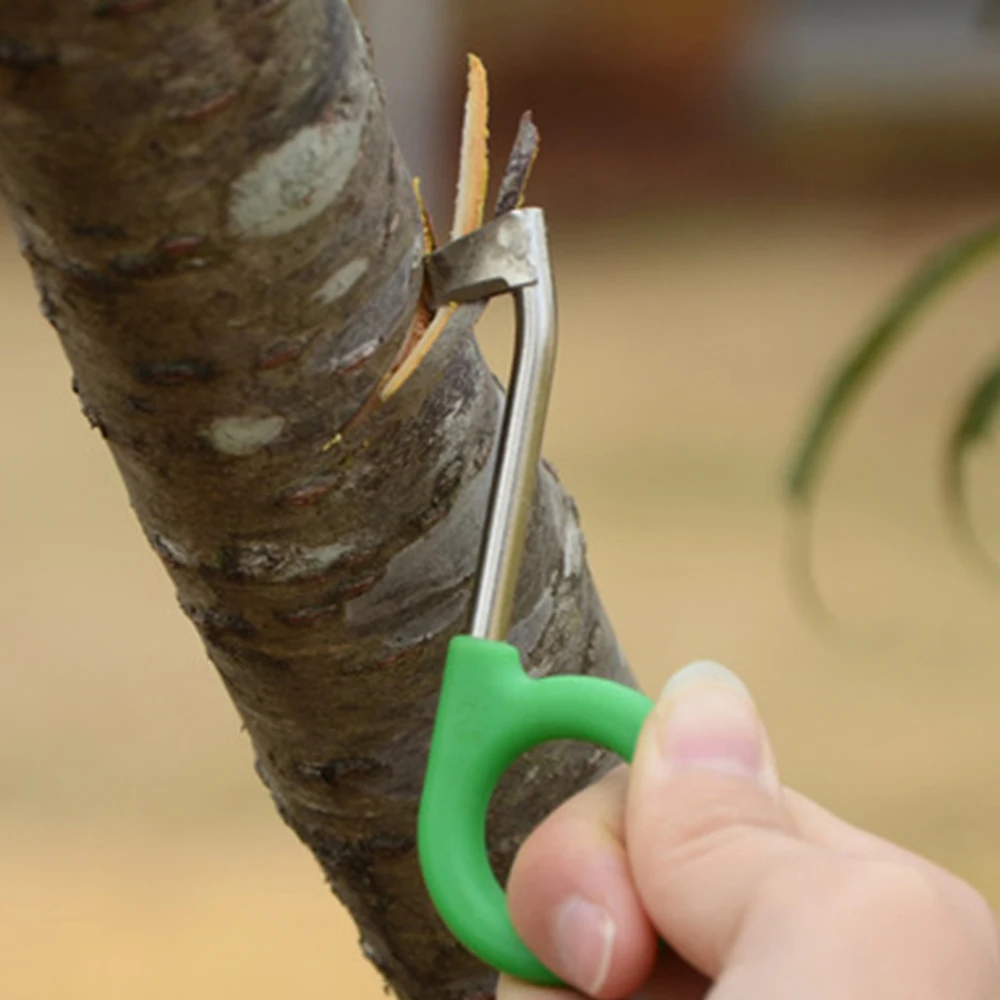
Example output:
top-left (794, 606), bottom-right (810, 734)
top-left (625, 660), bottom-right (807, 979)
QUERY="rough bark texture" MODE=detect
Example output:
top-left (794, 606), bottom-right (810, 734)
top-left (0, 3), bottom-right (636, 997)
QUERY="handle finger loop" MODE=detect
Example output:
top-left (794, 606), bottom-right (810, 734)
top-left (418, 636), bottom-right (653, 985)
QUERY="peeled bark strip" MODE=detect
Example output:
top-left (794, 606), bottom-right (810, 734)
top-left (0, 3), bottom-right (636, 997)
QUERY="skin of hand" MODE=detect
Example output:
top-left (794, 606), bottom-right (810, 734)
top-left (497, 662), bottom-right (1000, 1000)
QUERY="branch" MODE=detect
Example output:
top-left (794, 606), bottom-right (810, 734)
top-left (0, 3), bottom-right (635, 997)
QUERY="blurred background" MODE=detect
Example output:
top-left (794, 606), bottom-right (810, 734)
top-left (3, 1), bottom-right (1000, 997)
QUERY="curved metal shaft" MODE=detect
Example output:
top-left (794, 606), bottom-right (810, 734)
top-left (424, 208), bottom-right (557, 641)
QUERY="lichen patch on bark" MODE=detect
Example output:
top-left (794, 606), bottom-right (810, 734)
top-left (313, 256), bottom-right (369, 304)
top-left (207, 414), bottom-right (286, 455)
top-left (226, 58), bottom-right (373, 239)
top-left (562, 510), bottom-right (585, 580)
top-left (147, 531), bottom-right (195, 569)
top-left (218, 540), bottom-right (361, 584)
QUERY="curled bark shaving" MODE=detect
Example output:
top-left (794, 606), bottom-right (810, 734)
top-left (0, 3), bottom-right (636, 997)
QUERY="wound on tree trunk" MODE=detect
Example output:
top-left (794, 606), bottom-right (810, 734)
top-left (0, 3), bottom-right (637, 997)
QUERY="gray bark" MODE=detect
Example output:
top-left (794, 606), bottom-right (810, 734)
top-left (0, 2), bottom-right (635, 997)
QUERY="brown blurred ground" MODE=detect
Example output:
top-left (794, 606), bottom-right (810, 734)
top-left (2, 194), bottom-right (1000, 997)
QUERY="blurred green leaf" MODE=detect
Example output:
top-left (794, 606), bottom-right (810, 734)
top-left (784, 222), bottom-right (1000, 622)
top-left (943, 357), bottom-right (1000, 579)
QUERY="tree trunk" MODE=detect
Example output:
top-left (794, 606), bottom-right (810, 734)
top-left (0, 3), bottom-right (636, 997)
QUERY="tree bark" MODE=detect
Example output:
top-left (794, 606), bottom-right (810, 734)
top-left (0, 3), bottom-right (636, 997)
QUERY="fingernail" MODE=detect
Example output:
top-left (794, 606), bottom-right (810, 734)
top-left (657, 660), bottom-right (777, 789)
top-left (554, 896), bottom-right (615, 995)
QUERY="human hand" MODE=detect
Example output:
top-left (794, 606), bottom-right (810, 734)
top-left (498, 662), bottom-right (999, 999)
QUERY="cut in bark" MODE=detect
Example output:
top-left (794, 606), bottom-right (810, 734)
top-left (0, 3), bottom-right (636, 998)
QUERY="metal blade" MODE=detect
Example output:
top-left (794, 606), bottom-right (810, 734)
top-left (425, 210), bottom-right (541, 309)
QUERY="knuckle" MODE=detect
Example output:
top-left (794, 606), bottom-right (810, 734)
top-left (951, 874), bottom-right (999, 928)
top-left (786, 859), bottom-right (971, 945)
top-left (638, 774), bottom-right (787, 860)
top-left (839, 860), bottom-right (944, 921)
top-left (947, 875), bottom-right (1000, 961)
top-left (827, 861), bottom-right (1000, 986)
top-left (754, 858), bottom-right (1000, 991)
top-left (756, 858), bottom-right (943, 937)
top-left (805, 859), bottom-right (949, 936)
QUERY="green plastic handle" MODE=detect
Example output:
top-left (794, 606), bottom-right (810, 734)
top-left (418, 635), bottom-right (655, 986)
